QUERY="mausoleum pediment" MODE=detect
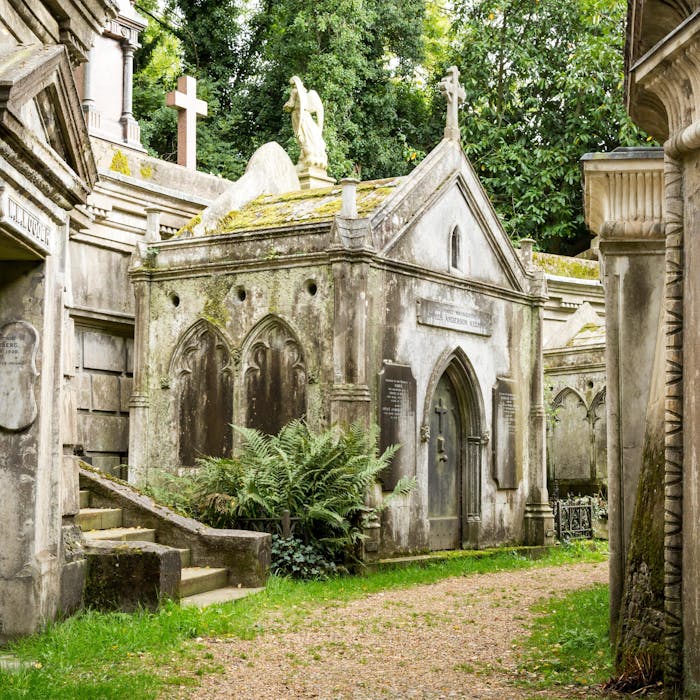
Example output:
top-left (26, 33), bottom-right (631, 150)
top-left (372, 140), bottom-right (530, 294)
top-left (0, 43), bottom-right (96, 205)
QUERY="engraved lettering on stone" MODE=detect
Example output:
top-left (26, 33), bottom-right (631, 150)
top-left (379, 362), bottom-right (416, 490)
top-left (0, 321), bottom-right (39, 431)
top-left (417, 298), bottom-right (492, 336)
top-left (6, 197), bottom-right (51, 250)
top-left (492, 378), bottom-right (518, 489)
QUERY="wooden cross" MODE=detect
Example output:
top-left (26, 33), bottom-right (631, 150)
top-left (439, 66), bottom-right (465, 141)
top-left (166, 75), bottom-right (207, 170)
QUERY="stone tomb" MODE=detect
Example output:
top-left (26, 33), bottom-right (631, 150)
top-left (129, 113), bottom-right (554, 556)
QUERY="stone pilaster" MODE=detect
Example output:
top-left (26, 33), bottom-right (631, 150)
top-left (127, 264), bottom-right (152, 484)
top-left (581, 148), bottom-right (666, 648)
top-left (524, 274), bottom-right (554, 546)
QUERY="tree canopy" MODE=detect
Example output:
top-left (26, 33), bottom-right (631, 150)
top-left (132, 0), bottom-right (647, 252)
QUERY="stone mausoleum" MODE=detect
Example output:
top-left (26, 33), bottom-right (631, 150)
top-left (129, 80), bottom-right (555, 557)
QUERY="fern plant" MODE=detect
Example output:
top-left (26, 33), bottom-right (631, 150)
top-left (148, 421), bottom-right (413, 566)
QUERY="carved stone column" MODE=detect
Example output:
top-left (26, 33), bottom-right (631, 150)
top-left (524, 274), bottom-right (555, 546)
top-left (582, 148), bottom-right (666, 646)
top-left (127, 261), bottom-right (152, 484)
top-left (627, 22), bottom-right (700, 692)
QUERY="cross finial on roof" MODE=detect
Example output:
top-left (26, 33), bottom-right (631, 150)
top-left (439, 66), bottom-right (465, 142)
top-left (166, 75), bottom-right (208, 170)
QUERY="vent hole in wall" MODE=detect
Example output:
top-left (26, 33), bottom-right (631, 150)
top-left (236, 286), bottom-right (247, 302)
top-left (306, 280), bottom-right (318, 296)
top-left (170, 293), bottom-right (180, 307)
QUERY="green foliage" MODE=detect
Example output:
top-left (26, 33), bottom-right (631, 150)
top-left (132, 0), bottom-right (646, 250)
top-left (270, 536), bottom-right (339, 580)
top-left (150, 421), bottom-right (407, 565)
top-left (518, 583), bottom-right (612, 688)
top-left (447, 0), bottom-right (650, 250)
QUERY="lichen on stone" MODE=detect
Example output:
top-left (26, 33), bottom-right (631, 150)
top-left (203, 178), bottom-right (401, 236)
top-left (109, 150), bottom-right (131, 176)
top-left (533, 252), bottom-right (599, 280)
top-left (176, 214), bottom-right (201, 238)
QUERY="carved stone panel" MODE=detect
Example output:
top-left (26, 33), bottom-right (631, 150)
top-left (244, 320), bottom-right (306, 435)
top-left (492, 378), bottom-right (518, 489)
top-left (0, 321), bottom-right (39, 431)
top-left (173, 322), bottom-right (233, 466)
top-left (378, 362), bottom-right (416, 490)
top-left (550, 389), bottom-right (589, 482)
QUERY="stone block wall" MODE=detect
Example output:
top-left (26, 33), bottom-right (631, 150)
top-left (74, 327), bottom-right (133, 475)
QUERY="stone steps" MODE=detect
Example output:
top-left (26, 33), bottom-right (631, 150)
top-left (83, 526), bottom-right (157, 542)
top-left (77, 507), bottom-right (122, 531)
top-left (77, 499), bottom-right (253, 607)
top-left (180, 586), bottom-right (265, 608)
top-left (178, 567), bottom-right (229, 598)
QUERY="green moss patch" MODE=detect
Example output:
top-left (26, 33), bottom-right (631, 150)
top-left (533, 252), bottom-right (600, 280)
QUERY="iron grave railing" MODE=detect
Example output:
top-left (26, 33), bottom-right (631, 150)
top-left (552, 497), bottom-right (594, 541)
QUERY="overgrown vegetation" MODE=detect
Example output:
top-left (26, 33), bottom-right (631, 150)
top-left (518, 579), bottom-right (612, 689)
top-left (147, 421), bottom-right (413, 574)
top-left (0, 543), bottom-right (607, 699)
top-left (133, 0), bottom-right (649, 253)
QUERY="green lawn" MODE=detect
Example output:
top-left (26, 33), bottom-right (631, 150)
top-left (0, 542), bottom-right (607, 700)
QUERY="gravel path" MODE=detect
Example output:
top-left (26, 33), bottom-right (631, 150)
top-left (174, 561), bottom-right (608, 699)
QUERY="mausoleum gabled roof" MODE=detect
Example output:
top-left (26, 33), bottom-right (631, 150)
top-left (179, 177), bottom-right (403, 237)
top-left (0, 43), bottom-right (97, 207)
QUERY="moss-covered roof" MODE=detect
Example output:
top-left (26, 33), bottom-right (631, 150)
top-left (568, 321), bottom-right (605, 347)
top-left (533, 252), bottom-right (600, 281)
top-left (180, 177), bottom-right (403, 237)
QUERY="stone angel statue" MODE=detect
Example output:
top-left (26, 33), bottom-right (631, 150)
top-left (284, 76), bottom-right (328, 170)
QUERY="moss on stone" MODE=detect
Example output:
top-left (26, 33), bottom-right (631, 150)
top-left (140, 164), bottom-right (154, 179)
top-left (615, 420), bottom-right (666, 682)
top-left (201, 276), bottom-right (231, 327)
top-left (109, 150), bottom-right (131, 176)
top-left (176, 214), bottom-right (201, 238)
top-left (203, 178), bottom-right (400, 235)
top-left (533, 252), bottom-right (599, 280)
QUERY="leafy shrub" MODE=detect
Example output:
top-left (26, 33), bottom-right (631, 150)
top-left (148, 421), bottom-right (414, 567)
top-left (270, 536), bottom-right (338, 580)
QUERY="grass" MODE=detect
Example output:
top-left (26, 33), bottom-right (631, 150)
top-left (0, 541), bottom-right (607, 700)
top-left (517, 581), bottom-right (612, 692)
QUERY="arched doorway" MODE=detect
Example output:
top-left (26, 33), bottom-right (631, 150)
top-left (427, 354), bottom-right (483, 550)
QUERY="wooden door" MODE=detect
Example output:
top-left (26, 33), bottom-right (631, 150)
top-left (428, 373), bottom-right (462, 550)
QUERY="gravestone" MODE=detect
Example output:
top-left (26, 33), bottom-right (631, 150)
top-left (378, 362), bottom-right (416, 490)
top-left (0, 321), bottom-right (38, 431)
top-left (492, 378), bottom-right (518, 489)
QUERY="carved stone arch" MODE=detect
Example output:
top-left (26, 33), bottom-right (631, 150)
top-left (241, 315), bottom-right (307, 435)
top-left (169, 319), bottom-right (233, 467)
top-left (423, 347), bottom-right (485, 549)
top-left (548, 385), bottom-right (590, 486)
top-left (551, 386), bottom-right (587, 415)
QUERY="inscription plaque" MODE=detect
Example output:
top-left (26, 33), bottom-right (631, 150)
top-left (379, 362), bottom-right (416, 490)
top-left (492, 378), bottom-right (518, 489)
top-left (417, 298), bottom-right (492, 336)
top-left (0, 321), bottom-right (39, 431)
top-left (0, 187), bottom-right (52, 255)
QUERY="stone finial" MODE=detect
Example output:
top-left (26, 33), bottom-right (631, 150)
top-left (166, 76), bottom-right (208, 170)
top-left (439, 66), bottom-right (465, 142)
top-left (340, 178), bottom-right (359, 218)
top-left (519, 238), bottom-right (535, 271)
top-left (145, 207), bottom-right (161, 243)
